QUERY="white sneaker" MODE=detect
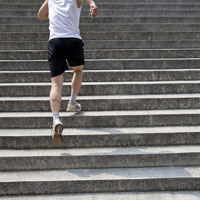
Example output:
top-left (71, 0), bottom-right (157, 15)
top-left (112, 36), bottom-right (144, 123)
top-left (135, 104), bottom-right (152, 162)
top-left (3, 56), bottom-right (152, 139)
top-left (52, 118), bottom-right (64, 144)
top-left (67, 102), bottom-right (81, 112)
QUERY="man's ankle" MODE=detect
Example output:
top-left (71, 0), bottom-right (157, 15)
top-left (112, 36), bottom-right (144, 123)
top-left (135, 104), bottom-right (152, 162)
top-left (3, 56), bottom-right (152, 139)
top-left (53, 112), bottom-right (60, 124)
top-left (70, 94), bottom-right (77, 104)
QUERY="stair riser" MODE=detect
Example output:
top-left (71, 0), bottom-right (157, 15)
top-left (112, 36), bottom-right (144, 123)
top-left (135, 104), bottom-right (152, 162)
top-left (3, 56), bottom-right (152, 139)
top-left (1, 24), bottom-right (200, 32)
top-left (0, 60), bottom-right (200, 71)
top-left (0, 0), bottom-right (199, 197)
top-left (1, 83), bottom-right (200, 97)
top-left (1, 114), bottom-right (200, 128)
top-left (0, 178), bottom-right (199, 195)
top-left (2, 98), bottom-right (200, 112)
top-left (8, 4), bottom-right (200, 10)
top-left (1, 3), bottom-right (147, 10)
top-left (1, 71), bottom-right (200, 83)
top-left (5, 4), bottom-right (200, 10)
top-left (1, 0), bottom-right (200, 4)
top-left (3, 10), bottom-right (200, 17)
top-left (2, 32), bottom-right (200, 41)
top-left (1, 17), bottom-right (200, 24)
top-left (1, 50), bottom-right (199, 60)
top-left (1, 41), bottom-right (200, 50)
top-left (1, 153), bottom-right (199, 171)
top-left (1, 132), bottom-right (199, 149)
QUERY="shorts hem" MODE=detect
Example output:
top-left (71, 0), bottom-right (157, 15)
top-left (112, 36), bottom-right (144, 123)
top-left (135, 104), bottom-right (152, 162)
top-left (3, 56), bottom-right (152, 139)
top-left (50, 69), bottom-right (67, 78)
top-left (69, 61), bottom-right (85, 67)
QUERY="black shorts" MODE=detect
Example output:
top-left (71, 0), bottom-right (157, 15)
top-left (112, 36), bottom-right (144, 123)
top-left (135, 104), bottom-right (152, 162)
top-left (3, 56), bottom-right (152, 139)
top-left (48, 37), bottom-right (85, 77)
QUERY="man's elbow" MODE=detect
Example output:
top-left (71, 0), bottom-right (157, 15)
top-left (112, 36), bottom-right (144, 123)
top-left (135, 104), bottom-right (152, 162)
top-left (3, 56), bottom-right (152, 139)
top-left (37, 13), bottom-right (42, 20)
top-left (37, 13), bottom-right (48, 20)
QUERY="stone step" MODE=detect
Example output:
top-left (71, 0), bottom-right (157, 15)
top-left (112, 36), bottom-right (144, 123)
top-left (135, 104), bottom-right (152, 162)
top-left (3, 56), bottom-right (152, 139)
top-left (4, 3), bottom-right (200, 10)
top-left (1, 94), bottom-right (200, 112)
top-left (0, 3), bottom-right (148, 10)
top-left (0, 191), bottom-right (200, 200)
top-left (2, 4), bottom-right (200, 10)
top-left (1, 24), bottom-right (200, 32)
top-left (1, 126), bottom-right (200, 149)
top-left (1, 109), bottom-right (200, 128)
top-left (0, 145), bottom-right (200, 171)
top-left (0, 166), bottom-right (200, 195)
top-left (1, 81), bottom-right (200, 97)
top-left (2, 40), bottom-right (200, 50)
top-left (3, 9), bottom-right (200, 17)
top-left (0, 59), bottom-right (200, 71)
top-left (1, 69), bottom-right (199, 83)
top-left (0, 49), bottom-right (199, 60)
top-left (1, 0), bottom-right (200, 4)
top-left (2, 17), bottom-right (200, 24)
top-left (2, 32), bottom-right (200, 41)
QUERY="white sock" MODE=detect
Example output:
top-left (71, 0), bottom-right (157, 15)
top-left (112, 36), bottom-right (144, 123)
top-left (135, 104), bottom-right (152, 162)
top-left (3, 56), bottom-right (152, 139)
top-left (70, 94), bottom-right (77, 104)
top-left (53, 112), bottom-right (59, 123)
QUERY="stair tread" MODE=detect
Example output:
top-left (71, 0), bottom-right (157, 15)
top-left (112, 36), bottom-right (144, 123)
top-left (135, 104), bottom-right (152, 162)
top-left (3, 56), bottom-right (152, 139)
top-left (1, 68), bottom-right (200, 73)
top-left (0, 145), bottom-right (200, 157)
top-left (1, 48), bottom-right (200, 51)
top-left (2, 109), bottom-right (200, 117)
top-left (0, 0), bottom-right (199, 196)
top-left (0, 126), bottom-right (199, 136)
top-left (0, 191), bottom-right (200, 200)
top-left (1, 80), bottom-right (200, 86)
top-left (0, 57), bottom-right (199, 61)
top-left (1, 166), bottom-right (200, 182)
top-left (1, 93), bottom-right (200, 101)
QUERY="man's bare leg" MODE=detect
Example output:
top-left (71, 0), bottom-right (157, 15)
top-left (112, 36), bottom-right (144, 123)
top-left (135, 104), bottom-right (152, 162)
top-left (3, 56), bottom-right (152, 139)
top-left (67, 65), bottom-right (83, 111)
top-left (72, 65), bottom-right (83, 96)
top-left (50, 73), bottom-right (63, 113)
top-left (50, 73), bottom-right (64, 143)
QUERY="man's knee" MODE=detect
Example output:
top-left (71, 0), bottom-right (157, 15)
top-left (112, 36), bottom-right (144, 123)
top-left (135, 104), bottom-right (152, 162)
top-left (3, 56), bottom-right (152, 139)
top-left (51, 74), bottom-right (63, 88)
top-left (50, 97), bottom-right (62, 104)
top-left (73, 65), bottom-right (83, 73)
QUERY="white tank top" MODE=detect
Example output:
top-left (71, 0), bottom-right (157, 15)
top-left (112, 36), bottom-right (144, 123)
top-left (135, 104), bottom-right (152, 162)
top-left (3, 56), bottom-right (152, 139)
top-left (48, 0), bottom-right (82, 40)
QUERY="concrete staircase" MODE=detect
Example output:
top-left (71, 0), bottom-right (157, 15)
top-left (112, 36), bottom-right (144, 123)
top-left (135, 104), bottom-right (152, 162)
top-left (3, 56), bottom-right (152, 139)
top-left (0, 0), bottom-right (200, 199)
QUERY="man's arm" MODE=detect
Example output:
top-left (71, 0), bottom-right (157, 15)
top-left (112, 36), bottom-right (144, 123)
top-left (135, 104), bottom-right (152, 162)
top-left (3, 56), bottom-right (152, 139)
top-left (86, 0), bottom-right (98, 18)
top-left (37, 0), bottom-right (48, 20)
top-left (77, 0), bottom-right (83, 8)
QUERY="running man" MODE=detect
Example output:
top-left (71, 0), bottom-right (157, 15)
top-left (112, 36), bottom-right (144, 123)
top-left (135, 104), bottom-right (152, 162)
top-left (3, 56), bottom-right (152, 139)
top-left (37, 0), bottom-right (98, 143)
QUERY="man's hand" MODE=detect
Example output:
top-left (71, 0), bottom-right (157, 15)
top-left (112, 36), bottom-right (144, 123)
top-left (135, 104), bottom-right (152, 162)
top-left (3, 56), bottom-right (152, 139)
top-left (86, 0), bottom-right (98, 18)
top-left (90, 3), bottom-right (98, 18)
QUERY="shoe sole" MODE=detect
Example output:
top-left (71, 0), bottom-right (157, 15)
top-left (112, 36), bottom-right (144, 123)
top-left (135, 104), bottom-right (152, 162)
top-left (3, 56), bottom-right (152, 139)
top-left (66, 108), bottom-right (81, 112)
top-left (52, 123), bottom-right (64, 144)
top-left (67, 104), bottom-right (81, 112)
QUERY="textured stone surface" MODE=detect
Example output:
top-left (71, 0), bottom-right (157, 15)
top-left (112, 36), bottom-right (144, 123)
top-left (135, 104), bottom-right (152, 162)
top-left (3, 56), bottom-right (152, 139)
top-left (1, 59), bottom-right (200, 71)
top-left (0, 145), bottom-right (200, 170)
top-left (3, 16), bottom-right (200, 24)
top-left (2, 0), bottom-right (200, 5)
top-left (2, 81), bottom-right (200, 96)
top-left (0, 126), bottom-right (200, 149)
top-left (1, 0), bottom-right (200, 197)
top-left (2, 40), bottom-right (200, 50)
top-left (0, 167), bottom-right (200, 195)
top-left (1, 69), bottom-right (200, 83)
top-left (0, 192), bottom-right (200, 200)
top-left (2, 9), bottom-right (200, 17)
top-left (2, 24), bottom-right (200, 33)
top-left (1, 94), bottom-right (200, 112)
top-left (1, 109), bottom-right (200, 128)
top-left (2, 31), bottom-right (200, 41)
top-left (2, 49), bottom-right (200, 60)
